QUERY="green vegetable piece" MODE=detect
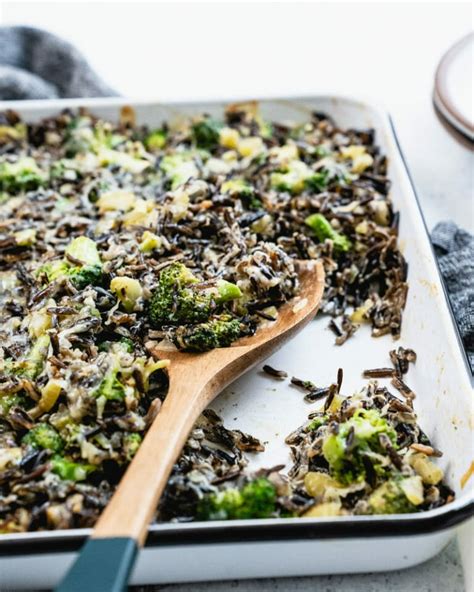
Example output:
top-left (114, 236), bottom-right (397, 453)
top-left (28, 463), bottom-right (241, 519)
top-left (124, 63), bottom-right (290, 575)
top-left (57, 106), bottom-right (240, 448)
top-left (305, 170), bottom-right (329, 192)
top-left (50, 455), bottom-right (96, 481)
top-left (270, 160), bottom-right (326, 195)
top-left (65, 236), bottom-right (101, 267)
top-left (305, 213), bottom-right (351, 253)
top-left (160, 153), bottom-right (199, 189)
top-left (258, 119), bottom-right (273, 140)
top-left (119, 337), bottom-right (135, 353)
top-left (306, 415), bottom-right (328, 432)
top-left (93, 365), bottom-right (126, 401)
top-left (0, 394), bottom-right (28, 416)
top-left (38, 260), bottom-right (102, 290)
top-left (198, 478), bottom-right (277, 520)
top-left (98, 338), bottom-right (134, 354)
top-left (315, 145), bottom-right (331, 158)
top-left (192, 118), bottom-right (222, 149)
top-left (69, 265), bottom-right (103, 289)
top-left (368, 479), bottom-right (419, 515)
top-left (247, 196), bottom-right (263, 211)
top-left (93, 344), bottom-right (130, 402)
top-left (14, 334), bottom-right (51, 379)
top-left (322, 408), bottom-right (398, 485)
top-left (37, 260), bottom-right (70, 284)
top-left (49, 159), bottom-right (79, 182)
top-left (149, 263), bottom-right (241, 327)
top-left (38, 237), bottom-right (103, 289)
top-left (221, 179), bottom-right (261, 210)
top-left (23, 423), bottom-right (63, 453)
top-left (139, 231), bottom-right (161, 253)
top-left (173, 315), bottom-right (242, 352)
top-left (110, 276), bottom-right (143, 313)
top-left (216, 279), bottom-right (242, 302)
top-left (123, 433), bottom-right (142, 461)
top-left (221, 178), bottom-right (253, 198)
top-left (145, 129), bottom-right (167, 151)
top-left (149, 262), bottom-right (206, 325)
top-left (0, 157), bottom-right (47, 193)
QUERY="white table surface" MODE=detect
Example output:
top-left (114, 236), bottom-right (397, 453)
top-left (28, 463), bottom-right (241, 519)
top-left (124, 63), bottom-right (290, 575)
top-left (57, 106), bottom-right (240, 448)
top-left (1, 2), bottom-right (473, 591)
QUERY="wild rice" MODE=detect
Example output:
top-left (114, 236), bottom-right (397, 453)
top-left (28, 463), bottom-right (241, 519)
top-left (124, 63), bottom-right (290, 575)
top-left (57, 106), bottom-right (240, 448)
top-left (262, 365), bottom-right (288, 379)
top-left (0, 103), bottom-right (412, 530)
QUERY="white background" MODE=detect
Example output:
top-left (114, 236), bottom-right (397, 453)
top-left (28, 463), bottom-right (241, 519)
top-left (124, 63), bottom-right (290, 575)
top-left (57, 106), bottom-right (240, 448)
top-left (0, 2), bottom-right (472, 591)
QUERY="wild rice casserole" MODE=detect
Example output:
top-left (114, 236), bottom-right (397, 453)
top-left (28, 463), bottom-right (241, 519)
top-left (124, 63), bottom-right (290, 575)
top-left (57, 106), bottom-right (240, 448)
top-left (0, 103), bottom-right (450, 531)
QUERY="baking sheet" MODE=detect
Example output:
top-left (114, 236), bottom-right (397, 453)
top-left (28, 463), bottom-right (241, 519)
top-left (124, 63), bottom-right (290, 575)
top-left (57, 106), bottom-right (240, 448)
top-left (0, 96), bottom-right (472, 587)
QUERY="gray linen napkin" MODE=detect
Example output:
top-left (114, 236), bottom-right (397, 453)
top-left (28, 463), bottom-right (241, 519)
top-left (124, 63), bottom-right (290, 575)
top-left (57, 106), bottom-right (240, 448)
top-left (1, 25), bottom-right (472, 370)
top-left (432, 221), bottom-right (474, 371)
top-left (0, 26), bottom-right (116, 99)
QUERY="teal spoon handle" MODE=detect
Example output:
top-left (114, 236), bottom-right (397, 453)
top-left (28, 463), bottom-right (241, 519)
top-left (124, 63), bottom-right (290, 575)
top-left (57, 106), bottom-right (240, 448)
top-left (55, 537), bottom-right (138, 592)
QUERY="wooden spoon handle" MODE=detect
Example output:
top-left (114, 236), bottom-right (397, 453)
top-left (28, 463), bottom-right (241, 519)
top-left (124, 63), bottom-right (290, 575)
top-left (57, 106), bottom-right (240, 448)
top-left (95, 385), bottom-right (205, 543)
top-left (55, 375), bottom-right (207, 592)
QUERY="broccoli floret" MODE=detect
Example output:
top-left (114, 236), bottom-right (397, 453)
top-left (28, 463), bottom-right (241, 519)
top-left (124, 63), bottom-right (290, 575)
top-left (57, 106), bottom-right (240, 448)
top-left (144, 129), bottom-right (167, 151)
top-left (270, 160), bottom-right (328, 195)
top-left (173, 315), bottom-right (242, 352)
top-left (322, 408), bottom-right (397, 485)
top-left (305, 170), bottom-right (329, 192)
top-left (93, 363), bottom-right (126, 401)
top-left (198, 478), bottom-right (277, 520)
top-left (38, 236), bottom-right (103, 289)
top-left (22, 423), bottom-right (64, 453)
top-left (192, 117), bottom-right (222, 149)
top-left (368, 477), bottom-right (423, 515)
top-left (50, 455), bottom-right (96, 481)
top-left (0, 157), bottom-right (47, 193)
top-left (70, 265), bottom-right (103, 289)
top-left (123, 433), bottom-right (142, 461)
top-left (305, 213), bottom-right (351, 253)
top-left (149, 263), bottom-right (241, 326)
top-left (0, 394), bottom-right (29, 416)
top-left (149, 262), bottom-right (208, 325)
top-left (118, 337), bottom-right (135, 353)
top-left (271, 160), bottom-right (309, 194)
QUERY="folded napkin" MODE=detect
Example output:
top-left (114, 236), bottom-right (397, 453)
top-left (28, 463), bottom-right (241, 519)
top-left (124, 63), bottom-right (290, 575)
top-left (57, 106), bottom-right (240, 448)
top-left (432, 221), bottom-right (474, 371)
top-left (0, 26), bottom-right (116, 99)
top-left (1, 26), bottom-right (472, 370)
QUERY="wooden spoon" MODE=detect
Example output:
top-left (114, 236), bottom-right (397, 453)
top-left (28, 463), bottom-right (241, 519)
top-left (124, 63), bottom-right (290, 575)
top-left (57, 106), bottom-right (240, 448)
top-left (56, 260), bottom-right (325, 592)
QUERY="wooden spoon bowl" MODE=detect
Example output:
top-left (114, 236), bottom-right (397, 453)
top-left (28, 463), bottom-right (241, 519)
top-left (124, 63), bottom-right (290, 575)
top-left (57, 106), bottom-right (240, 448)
top-left (57, 260), bottom-right (325, 592)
